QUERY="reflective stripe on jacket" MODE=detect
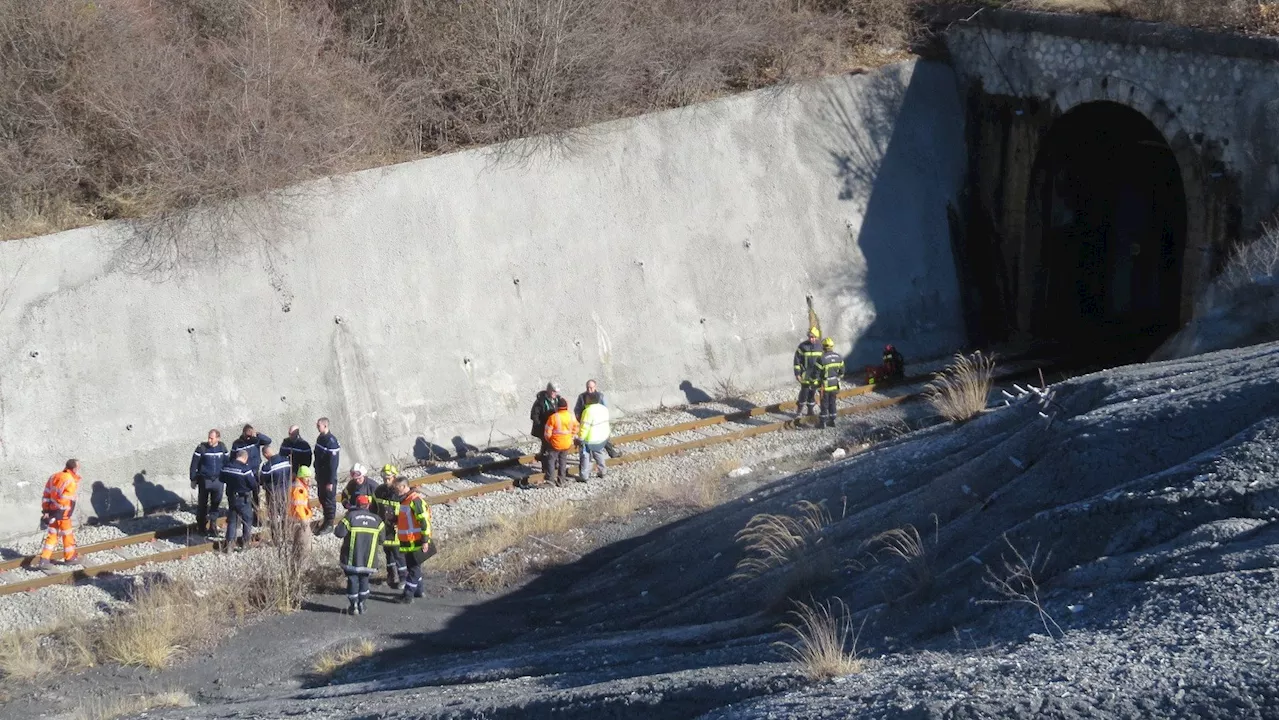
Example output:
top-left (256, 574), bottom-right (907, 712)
top-left (313, 432), bottom-right (341, 484)
top-left (42, 470), bottom-right (80, 513)
top-left (372, 483), bottom-right (401, 545)
top-left (578, 403), bottom-right (610, 445)
top-left (543, 410), bottom-right (580, 451)
top-left (340, 477), bottom-right (379, 509)
top-left (189, 442), bottom-right (228, 482)
top-left (818, 350), bottom-right (844, 392)
top-left (396, 493), bottom-right (432, 551)
top-left (794, 340), bottom-right (823, 384)
top-left (289, 481), bottom-right (313, 522)
top-left (335, 508), bottom-right (384, 570)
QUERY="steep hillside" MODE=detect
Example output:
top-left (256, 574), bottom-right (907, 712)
top-left (146, 343), bottom-right (1277, 719)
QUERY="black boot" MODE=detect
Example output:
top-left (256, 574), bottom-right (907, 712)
top-left (348, 601), bottom-right (359, 615)
top-left (357, 600), bottom-right (366, 615)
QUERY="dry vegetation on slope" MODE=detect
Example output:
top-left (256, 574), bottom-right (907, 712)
top-left (0, 0), bottom-right (1273, 241)
top-left (0, 0), bottom-right (912, 240)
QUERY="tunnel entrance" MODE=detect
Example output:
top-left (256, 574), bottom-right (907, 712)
top-left (1026, 101), bottom-right (1187, 358)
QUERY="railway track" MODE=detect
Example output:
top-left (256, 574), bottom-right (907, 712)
top-left (0, 356), bottom-right (1062, 596)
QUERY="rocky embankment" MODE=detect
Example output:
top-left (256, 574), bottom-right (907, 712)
top-left (156, 343), bottom-right (1279, 719)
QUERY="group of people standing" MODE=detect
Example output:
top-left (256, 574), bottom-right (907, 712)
top-left (528, 379), bottom-right (621, 488)
top-left (189, 418), bottom-right (343, 545)
top-left (186, 417), bottom-right (435, 610)
top-left (793, 329), bottom-right (906, 428)
top-left (333, 462), bottom-right (433, 613)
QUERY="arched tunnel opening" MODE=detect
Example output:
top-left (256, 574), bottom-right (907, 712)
top-left (1026, 101), bottom-right (1188, 360)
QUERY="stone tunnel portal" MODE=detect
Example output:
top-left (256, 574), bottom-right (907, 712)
top-left (1026, 101), bottom-right (1188, 356)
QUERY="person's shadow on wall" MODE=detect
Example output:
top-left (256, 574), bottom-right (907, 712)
top-left (133, 471), bottom-right (184, 514)
top-left (89, 481), bottom-right (135, 524)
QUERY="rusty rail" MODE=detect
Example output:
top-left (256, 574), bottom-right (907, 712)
top-left (0, 360), bottom-right (1053, 596)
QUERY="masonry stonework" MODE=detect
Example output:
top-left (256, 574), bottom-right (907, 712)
top-left (944, 10), bottom-right (1279, 340)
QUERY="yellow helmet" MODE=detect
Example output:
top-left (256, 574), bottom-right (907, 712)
top-left (823, 337), bottom-right (835, 349)
top-left (808, 327), bottom-right (820, 338)
top-left (381, 464), bottom-right (398, 477)
top-left (297, 465), bottom-right (314, 479)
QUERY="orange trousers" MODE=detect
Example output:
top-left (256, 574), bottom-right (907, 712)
top-left (39, 517), bottom-right (77, 561)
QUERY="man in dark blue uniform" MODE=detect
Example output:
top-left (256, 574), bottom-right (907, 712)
top-left (313, 417), bottom-right (341, 533)
top-left (189, 429), bottom-right (228, 536)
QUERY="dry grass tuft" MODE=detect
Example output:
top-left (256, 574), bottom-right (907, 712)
top-left (439, 459), bottom-right (741, 590)
top-left (775, 597), bottom-right (865, 681)
top-left (70, 690), bottom-right (193, 720)
top-left (925, 351), bottom-right (996, 423)
top-left (311, 638), bottom-right (376, 677)
top-left (0, 628), bottom-right (68, 681)
top-left (96, 581), bottom-right (204, 669)
top-left (732, 500), bottom-right (833, 580)
top-left (1214, 222), bottom-right (1279, 295)
top-left (862, 518), bottom-right (937, 598)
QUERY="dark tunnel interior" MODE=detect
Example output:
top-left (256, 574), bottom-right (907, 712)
top-left (1026, 101), bottom-right (1188, 359)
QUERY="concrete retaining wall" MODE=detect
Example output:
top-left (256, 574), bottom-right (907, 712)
top-left (0, 59), bottom-right (968, 537)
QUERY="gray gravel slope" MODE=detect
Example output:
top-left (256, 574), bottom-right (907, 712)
top-left (138, 343), bottom-right (1280, 719)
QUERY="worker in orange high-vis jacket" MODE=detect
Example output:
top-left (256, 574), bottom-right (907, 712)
top-left (394, 478), bottom-right (433, 604)
top-left (287, 465), bottom-right (315, 557)
top-left (542, 397), bottom-right (580, 488)
top-left (39, 459), bottom-right (83, 569)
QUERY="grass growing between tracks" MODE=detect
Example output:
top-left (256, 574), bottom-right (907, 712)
top-left (438, 461), bottom-right (736, 591)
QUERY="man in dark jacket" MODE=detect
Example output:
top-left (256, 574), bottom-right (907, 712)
top-left (313, 417), bottom-right (341, 533)
top-left (882, 344), bottom-right (905, 382)
top-left (526, 383), bottom-right (559, 489)
top-left (220, 450), bottom-right (258, 552)
top-left (232, 424), bottom-right (272, 524)
top-left (372, 465), bottom-right (403, 589)
top-left (574, 379), bottom-right (623, 459)
top-left (259, 445), bottom-right (293, 529)
top-left (280, 425), bottom-right (313, 473)
top-left (793, 327), bottom-right (823, 417)
top-left (333, 494), bottom-right (384, 615)
top-left (189, 429), bottom-right (228, 535)
top-left (340, 463), bottom-right (379, 511)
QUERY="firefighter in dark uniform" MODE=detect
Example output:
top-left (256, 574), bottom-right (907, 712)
top-left (883, 344), bottom-right (905, 382)
top-left (817, 337), bottom-right (845, 428)
top-left (340, 463), bottom-right (379, 510)
top-left (372, 464), bottom-right (403, 589)
top-left (333, 494), bottom-right (384, 616)
top-left (793, 327), bottom-right (823, 416)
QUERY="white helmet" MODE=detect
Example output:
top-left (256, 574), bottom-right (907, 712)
top-left (350, 463), bottom-right (367, 477)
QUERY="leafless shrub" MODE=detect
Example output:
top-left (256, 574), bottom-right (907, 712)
top-left (997, 0), bottom-right (1276, 34)
top-left (250, 517), bottom-right (316, 613)
top-left (925, 351), bottom-right (996, 423)
top-left (714, 374), bottom-right (745, 402)
top-left (0, 0), bottom-right (921, 241)
top-left (978, 534), bottom-right (1063, 639)
top-left (774, 596), bottom-right (866, 680)
top-left (0, 0), bottom-right (396, 242)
